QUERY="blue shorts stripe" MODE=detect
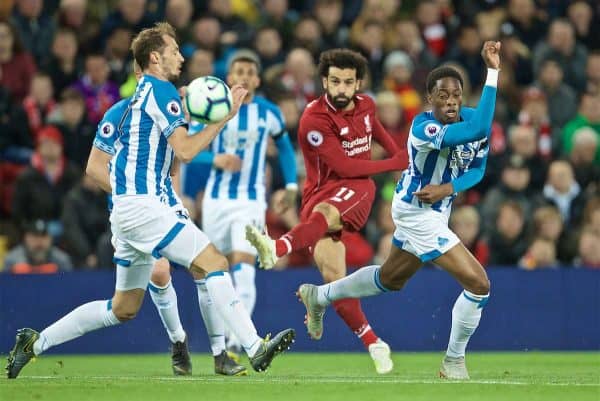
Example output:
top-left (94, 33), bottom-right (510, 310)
top-left (113, 257), bottom-right (131, 267)
top-left (391, 237), bottom-right (404, 249)
top-left (152, 222), bottom-right (185, 259)
top-left (231, 263), bottom-right (243, 272)
top-left (206, 271), bottom-right (225, 279)
top-left (419, 249), bottom-right (443, 262)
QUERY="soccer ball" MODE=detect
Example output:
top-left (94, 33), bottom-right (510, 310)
top-left (185, 76), bottom-right (233, 124)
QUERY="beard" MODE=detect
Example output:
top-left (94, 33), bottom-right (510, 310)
top-left (331, 94), bottom-right (351, 109)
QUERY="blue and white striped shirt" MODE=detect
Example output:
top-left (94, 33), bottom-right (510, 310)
top-left (109, 75), bottom-right (187, 207)
top-left (199, 96), bottom-right (288, 202)
top-left (396, 107), bottom-right (489, 215)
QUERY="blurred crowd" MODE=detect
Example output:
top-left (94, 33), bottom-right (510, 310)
top-left (0, 0), bottom-right (599, 274)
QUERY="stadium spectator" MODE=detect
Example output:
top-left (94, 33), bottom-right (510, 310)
top-left (0, 85), bottom-right (33, 164)
top-left (2, 219), bottom-right (73, 274)
top-left (449, 206), bottom-right (489, 267)
top-left (41, 28), bottom-right (83, 96)
top-left (576, 225), bottom-right (600, 268)
top-left (385, 19), bottom-right (437, 91)
top-left (519, 237), bottom-right (558, 270)
top-left (481, 155), bottom-right (542, 235)
top-left (501, 0), bottom-right (547, 50)
top-left (352, 19), bottom-right (386, 87)
top-left (373, 91), bottom-right (406, 155)
top-left (488, 200), bottom-right (529, 266)
top-left (566, 0), bottom-right (599, 51)
top-left (98, 0), bottom-right (155, 47)
top-left (445, 24), bottom-right (486, 88)
top-left (567, 127), bottom-right (600, 191)
top-left (381, 51), bottom-right (421, 125)
top-left (71, 53), bottom-right (120, 124)
top-left (60, 174), bottom-right (109, 269)
top-left (585, 51), bottom-right (600, 94)
top-left (312, 0), bottom-right (347, 50)
top-left (104, 27), bottom-right (134, 85)
top-left (164, 0), bottom-right (194, 44)
top-left (11, 126), bottom-right (81, 236)
top-left (265, 48), bottom-right (319, 110)
top-left (0, 20), bottom-right (36, 103)
top-left (47, 88), bottom-right (95, 169)
top-left (498, 22), bottom-right (534, 86)
top-left (505, 124), bottom-right (548, 190)
top-left (10, 0), bottom-right (56, 65)
top-left (517, 87), bottom-right (553, 159)
top-left (22, 73), bottom-right (57, 139)
top-left (532, 18), bottom-right (588, 92)
top-left (56, 0), bottom-right (97, 54)
top-left (208, 0), bottom-right (252, 47)
top-left (415, 0), bottom-right (448, 58)
top-left (562, 92), bottom-right (600, 165)
top-left (534, 57), bottom-right (578, 148)
top-left (543, 160), bottom-right (585, 228)
top-left (257, 0), bottom-right (298, 49)
top-left (253, 27), bottom-right (285, 71)
top-left (532, 205), bottom-right (577, 265)
top-left (182, 49), bottom-right (215, 83)
top-left (291, 16), bottom-right (323, 59)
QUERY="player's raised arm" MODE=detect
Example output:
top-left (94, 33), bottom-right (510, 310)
top-left (302, 116), bottom-right (405, 178)
top-left (416, 41), bottom-right (501, 150)
top-left (168, 85), bottom-right (247, 163)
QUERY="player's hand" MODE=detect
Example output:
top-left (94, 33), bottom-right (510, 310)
top-left (481, 41), bottom-right (501, 70)
top-left (224, 84), bottom-right (248, 121)
top-left (278, 188), bottom-right (298, 213)
top-left (213, 154), bottom-right (242, 172)
top-left (413, 183), bottom-right (454, 204)
top-left (178, 86), bottom-right (191, 122)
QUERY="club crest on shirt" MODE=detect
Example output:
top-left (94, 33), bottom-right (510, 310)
top-left (307, 130), bottom-right (323, 147)
top-left (99, 122), bottom-right (115, 138)
top-left (166, 100), bottom-right (181, 116)
top-left (424, 123), bottom-right (440, 137)
top-left (364, 114), bottom-right (372, 133)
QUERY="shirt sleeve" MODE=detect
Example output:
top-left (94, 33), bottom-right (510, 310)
top-left (451, 139), bottom-right (489, 193)
top-left (267, 106), bottom-right (286, 139)
top-left (149, 81), bottom-right (188, 138)
top-left (300, 114), bottom-right (404, 178)
top-left (93, 116), bottom-right (119, 156)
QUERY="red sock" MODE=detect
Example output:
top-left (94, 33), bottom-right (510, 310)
top-left (332, 298), bottom-right (379, 348)
top-left (275, 212), bottom-right (329, 257)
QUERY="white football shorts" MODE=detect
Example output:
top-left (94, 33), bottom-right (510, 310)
top-left (391, 194), bottom-right (460, 262)
top-left (202, 197), bottom-right (266, 256)
top-left (110, 195), bottom-right (210, 290)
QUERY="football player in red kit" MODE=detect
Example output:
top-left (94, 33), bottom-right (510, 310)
top-left (246, 49), bottom-right (407, 374)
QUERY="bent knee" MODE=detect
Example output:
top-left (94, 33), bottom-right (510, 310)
top-left (466, 277), bottom-right (490, 296)
top-left (150, 261), bottom-right (171, 286)
top-left (111, 302), bottom-right (141, 322)
top-left (313, 203), bottom-right (340, 227)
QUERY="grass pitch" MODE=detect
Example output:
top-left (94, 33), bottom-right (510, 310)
top-left (1, 352), bottom-right (598, 401)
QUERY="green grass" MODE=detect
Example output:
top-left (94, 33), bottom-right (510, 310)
top-left (1, 352), bottom-right (598, 401)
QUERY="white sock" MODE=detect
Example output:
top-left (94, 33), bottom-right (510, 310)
top-left (446, 290), bottom-right (489, 358)
top-left (228, 263), bottom-right (256, 350)
top-left (149, 279), bottom-right (186, 344)
top-left (204, 271), bottom-right (262, 357)
top-left (316, 265), bottom-right (388, 305)
top-left (33, 300), bottom-right (120, 355)
top-left (231, 263), bottom-right (256, 316)
top-left (195, 279), bottom-right (226, 356)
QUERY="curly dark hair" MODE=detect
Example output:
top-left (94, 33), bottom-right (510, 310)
top-left (318, 48), bottom-right (368, 80)
top-left (425, 66), bottom-right (464, 94)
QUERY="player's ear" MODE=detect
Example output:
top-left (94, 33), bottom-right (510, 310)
top-left (321, 77), bottom-right (327, 90)
top-left (149, 51), bottom-right (160, 65)
top-left (356, 80), bottom-right (361, 91)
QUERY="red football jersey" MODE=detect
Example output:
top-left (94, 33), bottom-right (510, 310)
top-left (298, 94), bottom-right (406, 204)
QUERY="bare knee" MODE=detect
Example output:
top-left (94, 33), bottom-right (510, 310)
top-left (150, 258), bottom-right (171, 286)
top-left (379, 265), bottom-right (409, 291)
top-left (467, 277), bottom-right (490, 295)
top-left (313, 203), bottom-right (341, 230)
top-left (191, 244), bottom-right (229, 274)
top-left (111, 300), bottom-right (140, 322)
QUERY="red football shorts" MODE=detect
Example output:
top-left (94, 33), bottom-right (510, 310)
top-left (300, 178), bottom-right (376, 240)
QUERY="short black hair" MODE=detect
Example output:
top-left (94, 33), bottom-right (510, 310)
top-left (425, 66), bottom-right (464, 94)
top-left (318, 48), bottom-right (368, 80)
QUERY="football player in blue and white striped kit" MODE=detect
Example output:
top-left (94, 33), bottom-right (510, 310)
top-left (297, 41), bottom-right (501, 380)
top-left (7, 23), bottom-right (295, 380)
top-left (193, 50), bottom-right (297, 355)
